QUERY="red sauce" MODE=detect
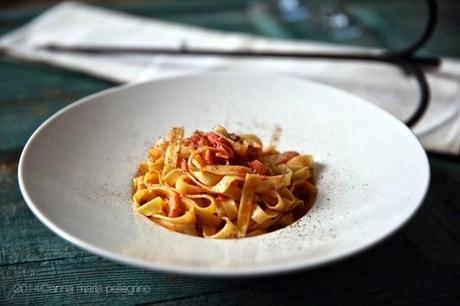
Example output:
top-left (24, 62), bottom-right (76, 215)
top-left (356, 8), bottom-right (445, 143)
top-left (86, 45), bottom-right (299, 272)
top-left (168, 193), bottom-right (184, 217)
top-left (273, 151), bottom-right (299, 165)
top-left (248, 160), bottom-right (270, 176)
top-left (216, 194), bottom-right (230, 202)
top-left (180, 158), bottom-right (188, 171)
top-left (183, 131), bottom-right (208, 148)
top-left (247, 144), bottom-right (262, 160)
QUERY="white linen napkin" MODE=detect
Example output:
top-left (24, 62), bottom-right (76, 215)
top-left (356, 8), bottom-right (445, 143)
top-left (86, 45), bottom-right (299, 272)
top-left (1, 1), bottom-right (459, 154)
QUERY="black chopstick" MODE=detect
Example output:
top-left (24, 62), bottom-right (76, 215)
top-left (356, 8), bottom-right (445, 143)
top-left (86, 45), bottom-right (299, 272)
top-left (41, 44), bottom-right (441, 68)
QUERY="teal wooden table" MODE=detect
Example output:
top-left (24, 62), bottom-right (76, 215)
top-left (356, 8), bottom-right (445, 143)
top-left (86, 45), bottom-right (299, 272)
top-left (1, 1), bottom-right (460, 305)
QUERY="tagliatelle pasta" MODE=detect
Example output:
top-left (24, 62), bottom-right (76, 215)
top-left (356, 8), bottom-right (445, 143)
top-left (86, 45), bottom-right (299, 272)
top-left (132, 127), bottom-right (317, 239)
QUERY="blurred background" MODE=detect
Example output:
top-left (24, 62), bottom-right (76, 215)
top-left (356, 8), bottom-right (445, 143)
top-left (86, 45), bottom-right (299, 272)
top-left (0, 0), bottom-right (459, 57)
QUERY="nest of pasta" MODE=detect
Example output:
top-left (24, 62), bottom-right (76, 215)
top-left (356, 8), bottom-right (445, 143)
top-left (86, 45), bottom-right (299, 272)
top-left (132, 127), bottom-right (316, 239)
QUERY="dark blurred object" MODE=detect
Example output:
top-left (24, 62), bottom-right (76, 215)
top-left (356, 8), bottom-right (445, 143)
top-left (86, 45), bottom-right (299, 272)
top-left (251, 0), bottom-right (363, 41)
top-left (1, 0), bottom-right (459, 56)
top-left (39, 0), bottom-right (440, 128)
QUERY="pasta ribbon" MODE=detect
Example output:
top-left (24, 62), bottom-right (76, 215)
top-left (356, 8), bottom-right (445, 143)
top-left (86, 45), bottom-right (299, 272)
top-left (132, 127), bottom-right (317, 239)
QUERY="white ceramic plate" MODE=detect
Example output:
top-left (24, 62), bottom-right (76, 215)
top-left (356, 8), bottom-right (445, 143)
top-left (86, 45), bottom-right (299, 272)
top-left (18, 71), bottom-right (429, 276)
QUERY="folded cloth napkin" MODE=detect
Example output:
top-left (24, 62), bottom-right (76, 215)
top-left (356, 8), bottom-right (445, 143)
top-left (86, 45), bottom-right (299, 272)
top-left (1, 1), bottom-right (459, 154)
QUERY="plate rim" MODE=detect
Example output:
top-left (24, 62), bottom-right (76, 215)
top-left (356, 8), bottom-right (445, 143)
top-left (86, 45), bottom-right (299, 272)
top-left (17, 70), bottom-right (431, 277)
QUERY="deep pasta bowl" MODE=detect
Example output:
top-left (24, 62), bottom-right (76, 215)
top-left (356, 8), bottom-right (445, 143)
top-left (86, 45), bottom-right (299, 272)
top-left (18, 71), bottom-right (429, 276)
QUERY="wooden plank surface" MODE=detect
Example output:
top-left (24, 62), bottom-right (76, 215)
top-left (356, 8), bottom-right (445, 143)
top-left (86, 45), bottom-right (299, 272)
top-left (1, 1), bottom-right (460, 305)
top-left (1, 156), bottom-right (459, 305)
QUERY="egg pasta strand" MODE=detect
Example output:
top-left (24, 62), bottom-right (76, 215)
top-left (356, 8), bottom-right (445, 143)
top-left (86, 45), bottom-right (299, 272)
top-left (132, 127), bottom-right (316, 239)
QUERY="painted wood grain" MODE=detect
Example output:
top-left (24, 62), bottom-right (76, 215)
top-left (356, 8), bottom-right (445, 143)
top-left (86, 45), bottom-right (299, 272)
top-left (0, 59), bottom-right (113, 152)
top-left (1, 156), bottom-right (459, 304)
top-left (1, 257), bottom-right (255, 305)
